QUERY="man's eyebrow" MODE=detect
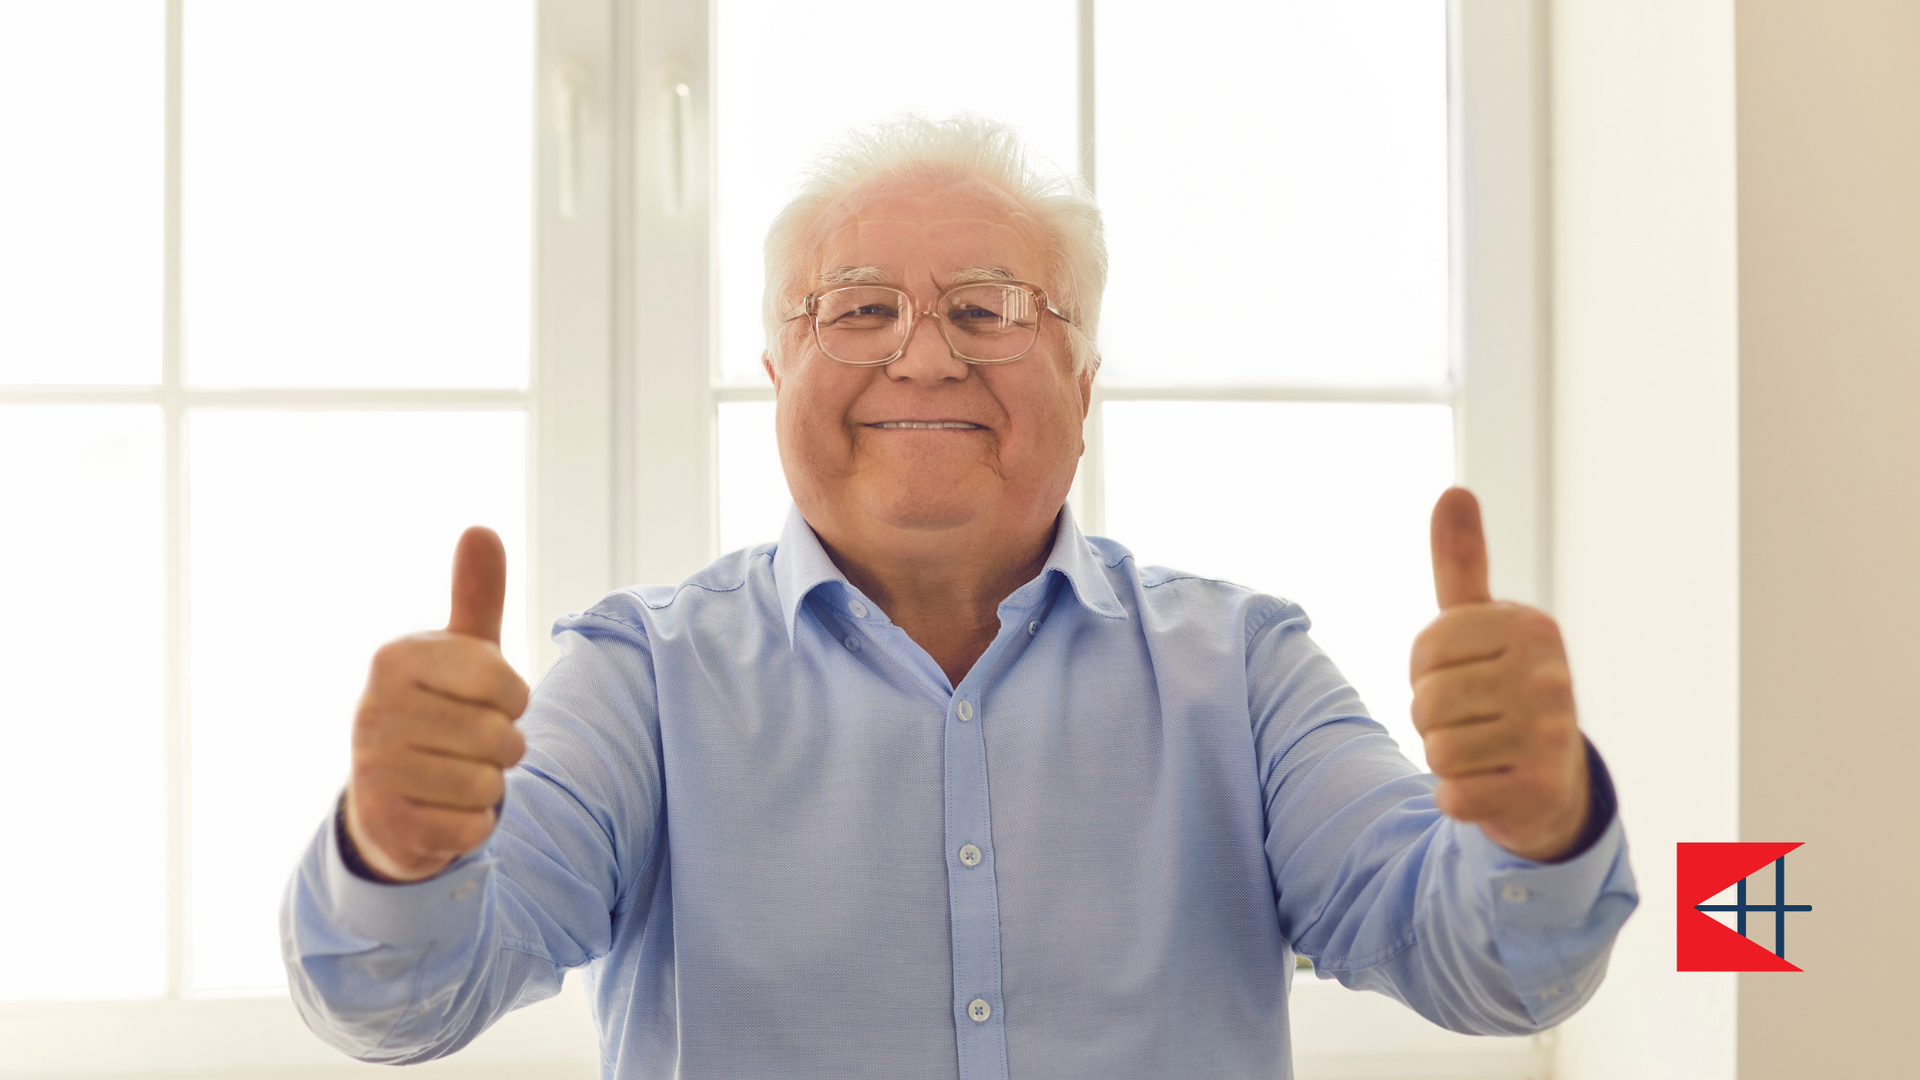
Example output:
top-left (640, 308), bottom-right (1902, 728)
top-left (820, 265), bottom-right (891, 285)
top-left (949, 266), bottom-right (1016, 284)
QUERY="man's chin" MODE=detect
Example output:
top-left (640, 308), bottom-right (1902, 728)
top-left (854, 481), bottom-right (993, 534)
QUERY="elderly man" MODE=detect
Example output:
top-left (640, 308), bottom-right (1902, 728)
top-left (284, 116), bottom-right (1636, 1079)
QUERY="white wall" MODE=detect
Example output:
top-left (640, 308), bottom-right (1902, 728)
top-left (1735, 2), bottom-right (1920, 1074)
top-left (1548, 2), bottom-right (1741, 1078)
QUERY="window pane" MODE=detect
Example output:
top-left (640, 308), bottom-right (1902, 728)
top-left (0, 3), bottom-right (163, 385)
top-left (181, 1), bottom-right (533, 388)
top-left (0, 406), bottom-right (165, 1000)
top-left (188, 410), bottom-right (526, 991)
top-left (1095, 1), bottom-right (1448, 387)
top-left (718, 400), bottom-right (789, 554)
top-left (715, 0), bottom-right (1078, 383)
top-left (1101, 401), bottom-right (1453, 763)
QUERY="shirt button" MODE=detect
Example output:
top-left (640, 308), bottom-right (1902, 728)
top-left (967, 998), bottom-right (991, 1023)
top-left (1027, 620), bottom-right (1039, 635)
top-left (452, 881), bottom-right (477, 901)
top-left (956, 700), bottom-right (974, 722)
top-left (848, 599), bottom-right (868, 618)
top-left (1501, 885), bottom-right (1530, 903)
top-left (1539, 986), bottom-right (1563, 999)
top-left (844, 636), bottom-right (860, 652)
top-left (959, 844), bottom-right (982, 867)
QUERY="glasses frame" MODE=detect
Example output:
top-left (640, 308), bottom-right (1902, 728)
top-left (780, 279), bottom-right (1073, 367)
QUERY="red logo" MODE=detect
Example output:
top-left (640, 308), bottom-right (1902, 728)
top-left (1677, 842), bottom-right (1811, 971)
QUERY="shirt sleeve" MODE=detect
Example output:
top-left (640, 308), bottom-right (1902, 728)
top-left (1248, 604), bottom-right (1639, 1035)
top-left (279, 607), bottom-right (667, 1063)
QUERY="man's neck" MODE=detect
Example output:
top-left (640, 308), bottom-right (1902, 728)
top-left (817, 516), bottom-right (1058, 688)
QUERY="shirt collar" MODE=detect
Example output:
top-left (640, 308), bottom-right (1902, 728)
top-left (772, 502), bottom-right (1127, 647)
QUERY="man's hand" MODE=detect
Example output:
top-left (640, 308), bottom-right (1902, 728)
top-left (343, 527), bottom-right (529, 882)
top-left (1411, 488), bottom-right (1591, 862)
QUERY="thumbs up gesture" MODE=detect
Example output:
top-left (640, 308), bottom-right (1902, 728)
top-left (343, 527), bottom-right (530, 882)
top-left (1411, 489), bottom-right (1592, 862)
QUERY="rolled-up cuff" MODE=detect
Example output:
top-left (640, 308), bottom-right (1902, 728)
top-left (322, 794), bottom-right (494, 948)
top-left (1452, 739), bottom-right (1638, 1026)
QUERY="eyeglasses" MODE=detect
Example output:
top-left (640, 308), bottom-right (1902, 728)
top-left (780, 280), bottom-right (1071, 367)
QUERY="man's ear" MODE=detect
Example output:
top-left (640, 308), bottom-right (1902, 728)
top-left (762, 350), bottom-right (780, 391)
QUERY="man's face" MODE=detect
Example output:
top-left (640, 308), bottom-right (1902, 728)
top-left (764, 173), bottom-right (1093, 555)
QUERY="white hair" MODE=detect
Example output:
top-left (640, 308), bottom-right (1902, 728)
top-left (761, 113), bottom-right (1106, 376)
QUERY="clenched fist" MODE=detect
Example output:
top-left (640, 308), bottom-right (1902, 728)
top-left (1411, 488), bottom-right (1591, 862)
top-left (343, 526), bottom-right (530, 882)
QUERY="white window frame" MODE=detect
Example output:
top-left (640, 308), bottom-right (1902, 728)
top-left (0, 0), bottom-right (612, 1073)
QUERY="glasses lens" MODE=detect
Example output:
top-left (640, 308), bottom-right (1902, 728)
top-left (814, 287), bottom-right (908, 364)
top-left (941, 284), bottom-right (1040, 361)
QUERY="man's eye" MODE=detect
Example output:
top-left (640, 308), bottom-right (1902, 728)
top-left (825, 304), bottom-right (899, 327)
top-left (950, 304), bottom-right (1029, 333)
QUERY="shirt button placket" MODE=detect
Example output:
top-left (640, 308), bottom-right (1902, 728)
top-left (943, 694), bottom-right (1009, 1080)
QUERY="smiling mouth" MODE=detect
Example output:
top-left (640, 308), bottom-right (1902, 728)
top-left (865, 421), bottom-right (986, 430)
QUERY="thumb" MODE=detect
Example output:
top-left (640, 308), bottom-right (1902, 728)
top-left (447, 526), bottom-right (507, 643)
top-left (1430, 486), bottom-right (1491, 608)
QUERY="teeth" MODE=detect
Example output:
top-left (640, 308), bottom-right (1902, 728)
top-left (872, 421), bottom-right (983, 429)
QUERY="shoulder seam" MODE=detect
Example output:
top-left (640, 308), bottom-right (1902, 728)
top-left (633, 549), bottom-right (773, 611)
top-left (1141, 570), bottom-right (1261, 593)
top-left (639, 578), bottom-right (749, 609)
top-left (570, 609), bottom-right (650, 635)
top-left (1242, 596), bottom-right (1297, 648)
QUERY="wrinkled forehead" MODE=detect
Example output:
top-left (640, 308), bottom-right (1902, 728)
top-left (807, 172), bottom-right (1048, 289)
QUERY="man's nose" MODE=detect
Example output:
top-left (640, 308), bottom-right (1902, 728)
top-left (884, 309), bottom-right (971, 383)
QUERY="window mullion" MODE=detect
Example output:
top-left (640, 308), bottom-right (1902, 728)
top-left (631, 0), bottom-right (715, 583)
top-left (530, 0), bottom-right (618, 675)
top-left (1450, 0), bottom-right (1552, 610)
top-left (161, 0), bottom-right (188, 1004)
top-left (1074, 0), bottom-right (1103, 536)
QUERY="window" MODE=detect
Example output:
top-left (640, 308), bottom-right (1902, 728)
top-left (2, 0), bottom-right (603, 1072)
top-left (3, 1), bottom-right (1549, 1075)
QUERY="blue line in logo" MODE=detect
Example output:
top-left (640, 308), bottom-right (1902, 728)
top-left (1694, 856), bottom-right (1813, 959)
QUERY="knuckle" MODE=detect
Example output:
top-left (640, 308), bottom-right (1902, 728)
top-left (1527, 661), bottom-right (1570, 693)
top-left (454, 812), bottom-right (496, 852)
top-left (498, 669), bottom-right (532, 717)
top-left (1533, 666), bottom-right (1575, 707)
top-left (464, 765), bottom-right (504, 806)
top-left (1409, 623), bottom-right (1442, 675)
top-left (353, 696), bottom-right (399, 735)
top-left (1533, 720), bottom-right (1577, 759)
top-left (1434, 780), bottom-right (1474, 820)
top-left (351, 749), bottom-right (397, 791)
top-left (1409, 690), bottom-right (1436, 732)
top-left (1518, 605), bottom-right (1564, 644)
top-left (358, 699), bottom-right (427, 748)
top-left (369, 638), bottom-right (418, 678)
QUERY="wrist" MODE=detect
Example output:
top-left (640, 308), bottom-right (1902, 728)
top-left (1482, 753), bottom-right (1594, 863)
top-left (338, 790), bottom-right (451, 884)
top-left (1474, 734), bottom-right (1612, 860)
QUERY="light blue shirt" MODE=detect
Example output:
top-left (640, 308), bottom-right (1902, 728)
top-left (282, 505), bottom-right (1638, 1079)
